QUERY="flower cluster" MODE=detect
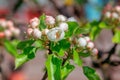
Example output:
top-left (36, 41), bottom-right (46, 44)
top-left (27, 15), bottom-right (69, 41)
top-left (0, 19), bottom-right (20, 39)
top-left (104, 5), bottom-right (120, 20)
top-left (76, 36), bottom-right (98, 56)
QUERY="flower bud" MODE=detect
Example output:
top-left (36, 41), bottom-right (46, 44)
top-left (12, 28), bottom-right (20, 36)
top-left (105, 11), bottom-right (111, 18)
top-left (92, 48), bottom-right (98, 55)
top-left (29, 17), bottom-right (40, 28)
top-left (115, 6), bottom-right (120, 12)
top-left (33, 28), bottom-right (42, 39)
top-left (7, 21), bottom-right (14, 28)
top-left (56, 15), bottom-right (66, 22)
top-left (0, 19), bottom-right (7, 28)
top-left (42, 29), bottom-right (49, 35)
top-left (47, 28), bottom-right (65, 41)
top-left (59, 22), bottom-right (68, 31)
top-left (67, 17), bottom-right (77, 22)
top-left (0, 32), bottom-right (5, 38)
top-left (4, 30), bottom-right (12, 38)
top-left (78, 37), bottom-right (87, 47)
top-left (84, 37), bottom-right (90, 42)
top-left (45, 16), bottom-right (55, 25)
top-left (27, 28), bottom-right (33, 36)
top-left (112, 12), bottom-right (119, 19)
top-left (87, 42), bottom-right (94, 49)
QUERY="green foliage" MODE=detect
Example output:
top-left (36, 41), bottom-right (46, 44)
top-left (17, 40), bottom-right (35, 49)
top-left (112, 29), bottom-right (120, 43)
top-left (61, 62), bottom-right (75, 80)
top-left (83, 66), bottom-right (101, 80)
top-left (45, 54), bottom-right (62, 80)
top-left (39, 14), bottom-right (47, 30)
top-left (4, 40), bottom-right (18, 57)
top-left (73, 49), bottom-right (82, 66)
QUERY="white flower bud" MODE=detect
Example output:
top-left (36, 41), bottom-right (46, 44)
top-left (29, 17), bottom-right (40, 28)
top-left (87, 42), bottom-right (94, 49)
top-left (33, 28), bottom-right (42, 39)
top-left (67, 17), bottom-right (77, 22)
top-left (47, 28), bottom-right (65, 41)
top-left (115, 6), bottom-right (120, 12)
top-left (105, 11), bottom-right (111, 18)
top-left (78, 37), bottom-right (87, 47)
top-left (59, 22), bottom-right (68, 31)
top-left (4, 30), bottom-right (12, 38)
top-left (56, 15), bottom-right (67, 22)
top-left (42, 29), bottom-right (49, 35)
top-left (92, 48), bottom-right (98, 55)
top-left (27, 28), bottom-right (33, 36)
top-left (7, 21), bottom-right (14, 28)
top-left (45, 16), bottom-right (55, 25)
top-left (84, 37), bottom-right (90, 42)
top-left (0, 19), bottom-right (7, 28)
top-left (12, 28), bottom-right (20, 36)
top-left (112, 12), bottom-right (119, 19)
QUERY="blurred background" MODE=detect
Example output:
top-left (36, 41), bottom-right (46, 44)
top-left (0, 0), bottom-right (120, 80)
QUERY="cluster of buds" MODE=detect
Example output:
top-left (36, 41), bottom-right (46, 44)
top-left (76, 36), bottom-right (98, 56)
top-left (104, 5), bottom-right (120, 20)
top-left (27, 15), bottom-right (71, 41)
top-left (0, 19), bottom-right (20, 39)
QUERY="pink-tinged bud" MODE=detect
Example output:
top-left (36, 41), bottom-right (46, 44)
top-left (78, 37), bottom-right (87, 47)
top-left (92, 48), bottom-right (98, 55)
top-left (29, 17), bottom-right (40, 28)
top-left (45, 16), bottom-right (55, 25)
top-left (59, 22), bottom-right (68, 31)
top-left (4, 30), bottom-right (12, 38)
top-left (105, 11), bottom-right (111, 18)
top-left (27, 28), bottom-right (33, 36)
top-left (84, 37), bottom-right (90, 42)
top-left (33, 28), bottom-right (42, 39)
top-left (112, 12), bottom-right (119, 19)
top-left (87, 42), bottom-right (94, 49)
top-left (115, 6), bottom-right (120, 12)
top-left (13, 28), bottom-right (20, 36)
top-left (7, 21), bottom-right (14, 28)
top-left (42, 29), bottom-right (49, 35)
top-left (0, 32), bottom-right (5, 38)
top-left (56, 15), bottom-right (67, 22)
top-left (0, 19), bottom-right (7, 28)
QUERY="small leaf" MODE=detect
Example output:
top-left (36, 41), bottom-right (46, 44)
top-left (61, 62), bottom-right (75, 80)
top-left (45, 54), bottom-right (62, 80)
top-left (74, 27), bottom-right (89, 35)
top-left (17, 40), bottom-right (35, 49)
top-left (79, 51), bottom-right (91, 57)
top-left (83, 66), bottom-right (101, 80)
top-left (39, 14), bottom-right (46, 30)
top-left (112, 29), bottom-right (120, 43)
top-left (58, 49), bottom-right (65, 57)
top-left (4, 40), bottom-right (18, 57)
top-left (73, 49), bottom-right (82, 66)
top-left (99, 22), bottom-right (107, 28)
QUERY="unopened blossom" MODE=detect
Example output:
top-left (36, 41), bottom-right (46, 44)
top-left (4, 30), bottom-right (12, 38)
top-left (29, 17), bottom-right (40, 28)
top-left (42, 29), bottom-right (49, 35)
top-left (59, 22), bottom-right (68, 31)
top-left (7, 21), bottom-right (14, 28)
top-left (27, 28), bottom-right (33, 36)
top-left (78, 37), bottom-right (87, 47)
top-left (67, 17), bottom-right (77, 22)
top-left (56, 15), bottom-right (66, 22)
top-left (112, 12), bottom-right (119, 19)
top-left (105, 11), bottom-right (111, 18)
top-left (115, 6), bottom-right (120, 12)
top-left (84, 37), bottom-right (90, 42)
top-left (45, 16), bottom-right (55, 25)
top-left (33, 28), bottom-right (42, 39)
top-left (47, 28), bottom-right (65, 41)
top-left (92, 48), bottom-right (98, 55)
top-left (12, 28), bottom-right (20, 36)
top-left (0, 19), bottom-right (7, 28)
top-left (87, 42), bottom-right (94, 49)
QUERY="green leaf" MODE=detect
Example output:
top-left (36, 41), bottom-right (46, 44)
top-left (83, 66), bottom-right (101, 80)
top-left (4, 40), bottom-right (18, 57)
top-left (74, 27), bottom-right (89, 35)
top-left (61, 62), bottom-right (75, 80)
top-left (79, 51), bottom-right (91, 57)
top-left (45, 54), bottom-right (62, 80)
top-left (90, 26), bottom-right (101, 40)
top-left (73, 49), bottom-right (82, 66)
top-left (15, 47), bottom-right (37, 69)
top-left (17, 40), bottom-right (35, 49)
top-left (99, 21), bottom-right (108, 29)
top-left (58, 49), bottom-right (65, 57)
top-left (34, 40), bottom-right (44, 49)
top-left (50, 39), bottom-right (70, 53)
top-left (39, 14), bottom-right (46, 30)
top-left (66, 22), bottom-right (79, 37)
top-left (112, 29), bottom-right (120, 43)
